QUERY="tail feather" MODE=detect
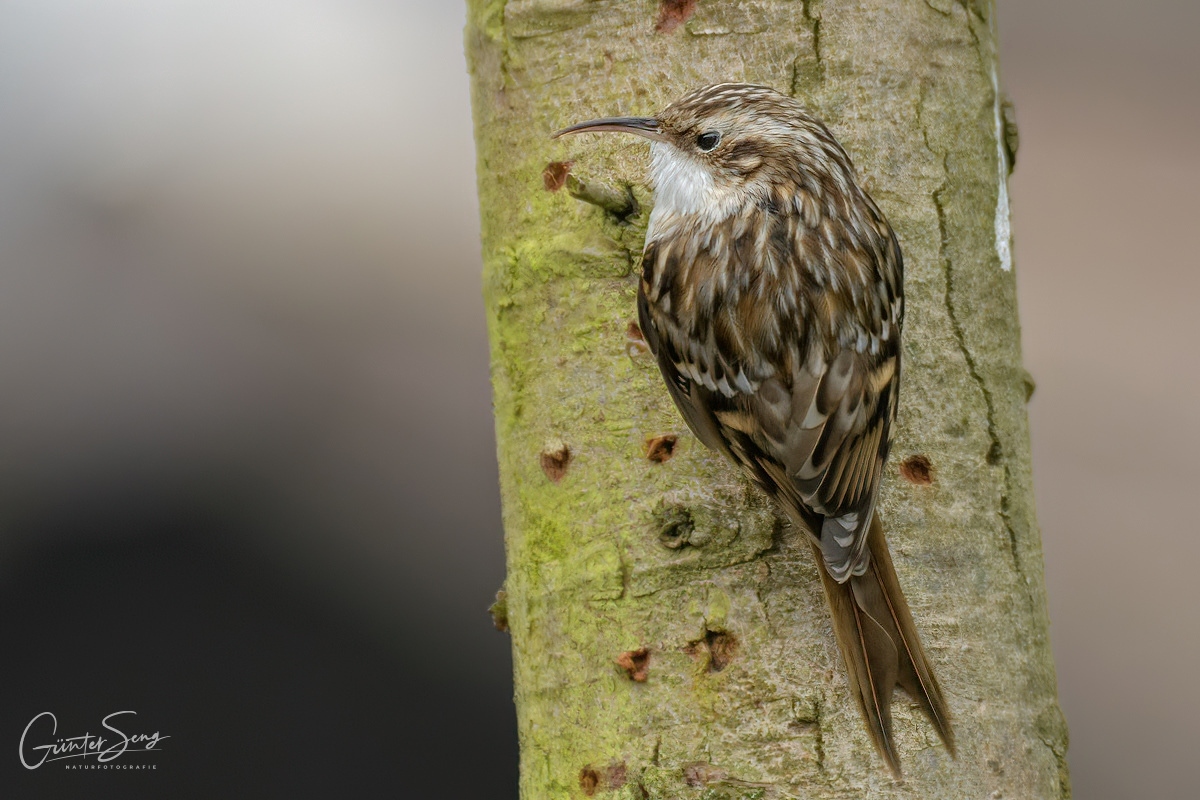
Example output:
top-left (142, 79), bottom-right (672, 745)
top-left (809, 515), bottom-right (954, 776)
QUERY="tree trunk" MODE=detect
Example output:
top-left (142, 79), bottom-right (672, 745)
top-left (464, 1), bottom-right (1069, 798)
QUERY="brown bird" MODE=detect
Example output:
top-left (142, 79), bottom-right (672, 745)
top-left (555, 83), bottom-right (954, 776)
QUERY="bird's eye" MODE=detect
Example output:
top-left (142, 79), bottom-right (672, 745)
top-left (696, 131), bottom-right (721, 151)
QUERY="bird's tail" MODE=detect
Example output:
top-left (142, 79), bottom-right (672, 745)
top-left (809, 515), bottom-right (955, 776)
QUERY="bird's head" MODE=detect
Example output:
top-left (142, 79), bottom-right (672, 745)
top-left (554, 83), bottom-right (854, 228)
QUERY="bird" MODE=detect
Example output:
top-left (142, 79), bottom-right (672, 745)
top-left (554, 83), bottom-right (954, 776)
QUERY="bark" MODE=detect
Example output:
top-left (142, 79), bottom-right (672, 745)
top-left (464, 1), bottom-right (1069, 798)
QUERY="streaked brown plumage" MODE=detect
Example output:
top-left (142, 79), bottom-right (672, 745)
top-left (555, 83), bottom-right (953, 776)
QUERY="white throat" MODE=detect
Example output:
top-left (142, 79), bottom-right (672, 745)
top-left (649, 142), bottom-right (715, 216)
top-left (647, 142), bottom-right (739, 241)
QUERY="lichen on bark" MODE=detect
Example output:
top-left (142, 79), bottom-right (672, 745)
top-left (464, 1), bottom-right (1069, 797)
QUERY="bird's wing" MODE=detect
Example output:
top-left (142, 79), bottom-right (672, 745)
top-left (742, 348), bottom-right (899, 581)
top-left (636, 286), bottom-right (731, 459)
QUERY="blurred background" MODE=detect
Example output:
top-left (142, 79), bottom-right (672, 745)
top-left (0, 1), bottom-right (1194, 798)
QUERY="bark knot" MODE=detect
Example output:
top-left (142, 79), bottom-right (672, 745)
top-left (644, 434), bottom-right (678, 463)
top-left (488, 589), bottom-right (509, 632)
top-left (616, 648), bottom-right (650, 682)
top-left (542, 160), bottom-right (573, 192)
top-left (655, 0), bottom-right (697, 34)
top-left (899, 454), bottom-right (935, 485)
top-left (686, 629), bottom-right (738, 672)
top-left (539, 439), bottom-right (571, 483)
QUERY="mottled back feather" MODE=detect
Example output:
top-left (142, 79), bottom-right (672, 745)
top-left (640, 162), bottom-right (903, 580)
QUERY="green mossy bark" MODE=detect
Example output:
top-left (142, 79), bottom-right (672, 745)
top-left (464, 1), bottom-right (1069, 797)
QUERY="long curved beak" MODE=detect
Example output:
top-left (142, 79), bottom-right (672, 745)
top-left (551, 116), bottom-right (666, 142)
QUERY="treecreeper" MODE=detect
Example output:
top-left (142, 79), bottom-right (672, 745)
top-left (555, 83), bottom-right (955, 777)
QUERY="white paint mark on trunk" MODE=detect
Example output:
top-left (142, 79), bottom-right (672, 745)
top-left (989, 15), bottom-right (1013, 272)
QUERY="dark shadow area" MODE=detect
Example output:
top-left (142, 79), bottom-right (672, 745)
top-left (0, 479), bottom-right (518, 799)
